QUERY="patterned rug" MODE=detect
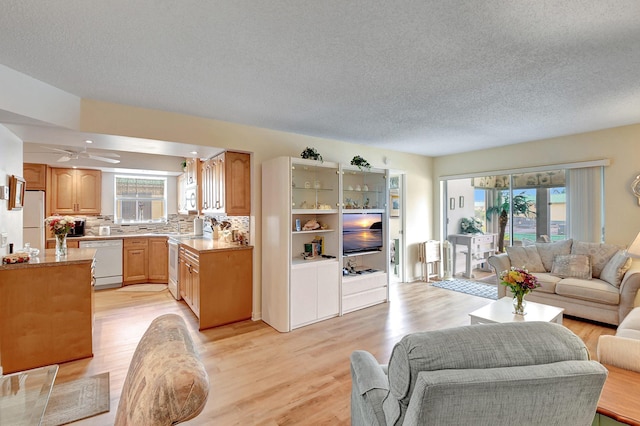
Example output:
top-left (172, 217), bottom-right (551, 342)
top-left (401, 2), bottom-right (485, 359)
top-left (42, 372), bottom-right (110, 426)
top-left (431, 278), bottom-right (498, 300)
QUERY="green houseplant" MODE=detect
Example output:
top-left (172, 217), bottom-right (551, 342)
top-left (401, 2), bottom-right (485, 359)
top-left (350, 155), bottom-right (371, 171)
top-left (486, 192), bottom-right (535, 253)
top-left (301, 147), bottom-right (323, 162)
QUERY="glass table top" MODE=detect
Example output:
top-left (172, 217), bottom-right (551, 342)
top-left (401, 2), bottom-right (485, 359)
top-left (0, 365), bottom-right (58, 426)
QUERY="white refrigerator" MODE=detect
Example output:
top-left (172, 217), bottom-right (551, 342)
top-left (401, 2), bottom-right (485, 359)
top-left (23, 190), bottom-right (45, 251)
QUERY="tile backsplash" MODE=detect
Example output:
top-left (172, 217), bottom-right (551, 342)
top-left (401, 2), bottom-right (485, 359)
top-left (82, 214), bottom-right (250, 240)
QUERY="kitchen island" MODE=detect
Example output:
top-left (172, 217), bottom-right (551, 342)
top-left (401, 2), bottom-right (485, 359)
top-left (174, 237), bottom-right (253, 330)
top-left (0, 249), bottom-right (96, 373)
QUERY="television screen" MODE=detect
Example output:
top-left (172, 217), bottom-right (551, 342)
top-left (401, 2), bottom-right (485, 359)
top-left (343, 213), bottom-right (383, 254)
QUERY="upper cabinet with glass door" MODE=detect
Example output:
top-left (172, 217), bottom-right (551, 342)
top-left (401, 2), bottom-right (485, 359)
top-left (291, 159), bottom-right (339, 213)
top-left (342, 166), bottom-right (387, 212)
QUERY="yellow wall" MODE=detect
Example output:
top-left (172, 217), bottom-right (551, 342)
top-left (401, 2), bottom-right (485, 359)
top-left (433, 124), bottom-right (640, 246)
top-left (78, 99), bottom-right (434, 317)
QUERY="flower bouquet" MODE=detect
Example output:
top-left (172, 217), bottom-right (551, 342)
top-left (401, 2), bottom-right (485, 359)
top-left (45, 216), bottom-right (76, 256)
top-left (45, 216), bottom-right (76, 235)
top-left (499, 267), bottom-right (540, 315)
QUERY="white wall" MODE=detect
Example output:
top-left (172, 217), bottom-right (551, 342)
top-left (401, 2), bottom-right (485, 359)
top-left (0, 64), bottom-right (80, 129)
top-left (445, 178), bottom-right (476, 235)
top-left (0, 125), bottom-right (24, 254)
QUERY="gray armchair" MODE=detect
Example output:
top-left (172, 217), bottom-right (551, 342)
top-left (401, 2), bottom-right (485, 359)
top-left (351, 322), bottom-right (607, 426)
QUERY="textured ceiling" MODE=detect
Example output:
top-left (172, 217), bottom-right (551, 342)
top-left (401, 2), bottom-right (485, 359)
top-left (1, 1), bottom-right (640, 157)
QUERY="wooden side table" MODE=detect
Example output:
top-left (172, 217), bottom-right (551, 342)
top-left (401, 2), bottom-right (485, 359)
top-left (595, 364), bottom-right (640, 425)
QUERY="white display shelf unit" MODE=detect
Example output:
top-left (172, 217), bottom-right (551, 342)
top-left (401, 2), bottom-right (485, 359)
top-left (340, 165), bottom-right (389, 314)
top-left (262, 157), bottom-right (389, 332)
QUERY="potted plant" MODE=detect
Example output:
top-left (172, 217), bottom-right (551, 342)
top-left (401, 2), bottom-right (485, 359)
top-left (486, 191), bottom-right (535, 253)
top-left (460, 217), bottom-right (483, 234)
top-left (350, 155), bottom-right (371, 171)
top-left (180, 160), bottom-right (187, 171)
top-left (300, 147), bottom-right (323, 162)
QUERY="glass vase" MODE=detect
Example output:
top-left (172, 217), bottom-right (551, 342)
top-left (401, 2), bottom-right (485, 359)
top-left (513, 293), bottom-right (527, 315)
top-left (55, 233), bottom-right (68, 257)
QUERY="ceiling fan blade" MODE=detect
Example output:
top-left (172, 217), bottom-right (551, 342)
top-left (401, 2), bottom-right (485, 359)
top-left (93, 152), bottom-right (120, 158)
top-left (57, 155), bottom-right (71, 162)
top-left (41, 146), bottom-right (75, 155)
top-left (87, 154), bottom-right (121, 164)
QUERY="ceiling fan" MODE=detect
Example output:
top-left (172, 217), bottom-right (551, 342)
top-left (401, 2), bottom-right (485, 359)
top-left (41, 146), bottom-right (121, 164)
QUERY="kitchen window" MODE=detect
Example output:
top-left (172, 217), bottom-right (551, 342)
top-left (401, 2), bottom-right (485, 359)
top-left (114, 176), bottom-right (167, 224)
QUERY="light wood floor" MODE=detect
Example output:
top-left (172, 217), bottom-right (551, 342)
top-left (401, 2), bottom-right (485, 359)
top-left (57, 281), bottom-right (616, 425)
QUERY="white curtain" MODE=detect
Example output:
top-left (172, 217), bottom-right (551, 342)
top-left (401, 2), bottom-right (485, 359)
top-left (567, 167), bottom-right (603, 242)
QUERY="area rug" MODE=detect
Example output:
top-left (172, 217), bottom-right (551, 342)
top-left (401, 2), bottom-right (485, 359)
top-left (431, 278), bottom-right (498, 300)
top-left (116, 284), bottom-right (168, 292)
top-left (42, 372), bottom-right (110, 426)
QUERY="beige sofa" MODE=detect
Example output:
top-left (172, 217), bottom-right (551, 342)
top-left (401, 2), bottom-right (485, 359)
top-left (597, 307), bottom-right (640, 372)
top-left (487, 239), bottom-right (640, 325)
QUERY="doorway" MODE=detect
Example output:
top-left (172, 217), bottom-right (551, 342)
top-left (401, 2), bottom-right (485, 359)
top-left (389, 173), bottom-right (405, 283)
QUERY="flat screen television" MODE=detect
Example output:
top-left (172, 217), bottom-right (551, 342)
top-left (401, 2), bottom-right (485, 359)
top-left (343, 213), bottom-right (383, 255)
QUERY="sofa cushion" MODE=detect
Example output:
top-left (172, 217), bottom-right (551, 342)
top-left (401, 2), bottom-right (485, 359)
top-left (551, 254), bottom-right (592, 279)
top-left (531, 272), bottom-right (562, 294)
top-left (505, 246), bottom-right (545, 272)
top-left (617, 307), bottom-right (640, 339)
top-left (536, 239), bottom-right (573, 272)
top-left (571, 241), bottom-right (620, 278)
top-left (114, 314), bottom-right (209, 426)
top-left (600, 250), bottom-right (632, 287)
top-left (555, 278), bottom-right (620, 305)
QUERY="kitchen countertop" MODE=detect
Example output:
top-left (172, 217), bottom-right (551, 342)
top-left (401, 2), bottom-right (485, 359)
top-left (48, 233), bottom-right (184, 241)
top-left (176, 238), bottom-right (252, 253)
top-left (0, 248), bottom-right (96, 270)
top-left (44, 233), bottom-right (253, 253)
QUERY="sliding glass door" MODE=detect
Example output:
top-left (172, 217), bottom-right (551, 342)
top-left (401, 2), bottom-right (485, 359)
top-left (445, 169), bottom-right (570, 252)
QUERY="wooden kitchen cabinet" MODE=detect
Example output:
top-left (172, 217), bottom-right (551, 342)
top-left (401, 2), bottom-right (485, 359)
top-left (148, 237), bottom-right (168, 283)
top-left (184, 158), bottom-right (199, 187)
top-left (49, 168), bottom-right (101, 215)
top-left (0, 253), bottom-right (94, 373)
top-left (199, 151), bottom-right (251, 216)
top-left (179, 246), bottom-right (200, 317)
top-left (198, 247), bottom-right (252, 329)
top-left (178, 244), bottom-right (252, 330)
top-left (45, 239), bottom-right (80, 249)
top-left (123, 238), bottom-right (149, 284)
top-left (23, 163), bottom-right (48, 190)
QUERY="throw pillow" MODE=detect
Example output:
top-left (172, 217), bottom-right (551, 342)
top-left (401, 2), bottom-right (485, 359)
top-left (536, 239), bottom-right (573, 272)
top-left (600, 250), bottom-right (632, 287)
top-left (571, 241), bottom-right (620, 278)
top-left (551, 254), bottom-right (592, 279)
top-left (505, 246), bottom-right (545, 272)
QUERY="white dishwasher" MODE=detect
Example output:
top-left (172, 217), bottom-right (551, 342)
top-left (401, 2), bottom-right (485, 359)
top-left (80, 239), bottom-right (124, 289)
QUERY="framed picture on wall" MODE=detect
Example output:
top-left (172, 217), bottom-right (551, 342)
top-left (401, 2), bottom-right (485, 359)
top-left (390, 190), bottom-right (400, 217)
top-left (390, 176), bottom-right (399, 190)
top-left (8, 175), bottom-right (26, 210)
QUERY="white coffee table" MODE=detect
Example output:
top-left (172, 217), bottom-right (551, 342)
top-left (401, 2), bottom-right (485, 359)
top-left (469, 297), bottom-right (564, 325)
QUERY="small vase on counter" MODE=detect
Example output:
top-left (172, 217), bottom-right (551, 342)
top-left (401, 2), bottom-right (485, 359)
top-left (55, 233), bottom-right (68, 257)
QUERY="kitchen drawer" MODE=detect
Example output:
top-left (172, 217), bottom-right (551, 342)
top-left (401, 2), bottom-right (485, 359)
top-left (124, 238), bottom-right (148, 247)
